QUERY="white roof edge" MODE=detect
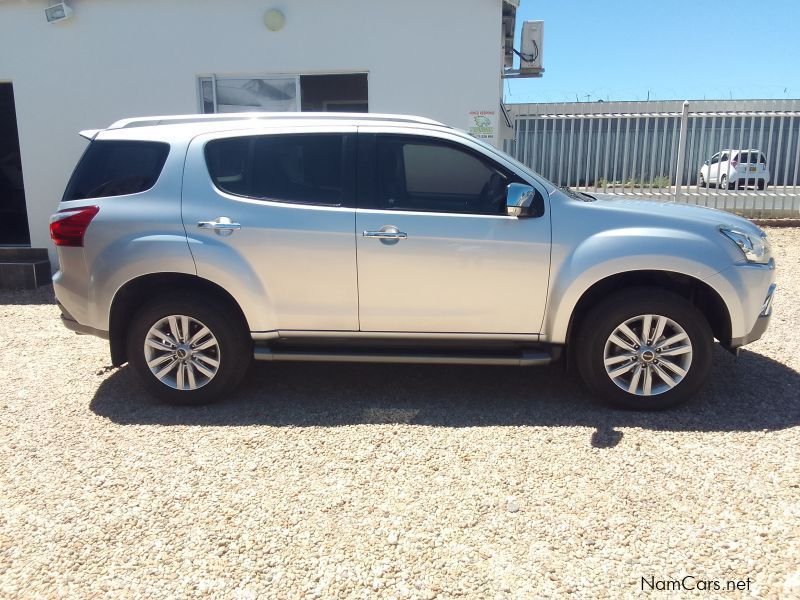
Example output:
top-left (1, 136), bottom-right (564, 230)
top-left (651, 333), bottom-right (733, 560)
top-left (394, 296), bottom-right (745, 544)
top-left (106, 112), bottom-right (446, 130)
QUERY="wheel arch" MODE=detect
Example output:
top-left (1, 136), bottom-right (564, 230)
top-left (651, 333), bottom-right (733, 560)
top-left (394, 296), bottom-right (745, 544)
top-left (108, 272), bottom-right (249, 366)
top-left (565, 270), bottom-right (732, 349)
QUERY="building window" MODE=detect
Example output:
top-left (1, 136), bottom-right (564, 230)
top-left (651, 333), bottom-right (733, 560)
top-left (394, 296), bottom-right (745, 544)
top-left (199, 73), bottom-right (367, 114)
top-left (199, 76), bottom-right (299, 113)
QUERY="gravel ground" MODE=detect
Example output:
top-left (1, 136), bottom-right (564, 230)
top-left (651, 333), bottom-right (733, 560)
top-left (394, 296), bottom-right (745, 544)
top-left (1, 228), bottom-right (799, 599)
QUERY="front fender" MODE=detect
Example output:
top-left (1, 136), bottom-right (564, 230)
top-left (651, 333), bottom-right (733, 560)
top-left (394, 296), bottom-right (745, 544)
top-left (544, 226), bottom-right (736, 344)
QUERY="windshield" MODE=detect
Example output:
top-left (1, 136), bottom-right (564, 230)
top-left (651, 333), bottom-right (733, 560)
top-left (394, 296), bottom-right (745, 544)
top-left (736, 152), bottom-right (766, 164)
top-left (466, 133), bottom-right (596, 201)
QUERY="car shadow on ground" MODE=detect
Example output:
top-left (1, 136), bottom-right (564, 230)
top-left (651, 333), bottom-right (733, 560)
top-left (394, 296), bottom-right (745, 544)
top-left (89, 346), bottom-right (800, 446)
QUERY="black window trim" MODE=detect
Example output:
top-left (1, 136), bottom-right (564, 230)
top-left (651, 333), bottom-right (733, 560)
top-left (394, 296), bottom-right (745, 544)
top-left (204, 132), bottom-right (356, 208)
top-left (357, 133), bottom-right (522, 216)
top-left (62, 139), bottom-right (171, 202)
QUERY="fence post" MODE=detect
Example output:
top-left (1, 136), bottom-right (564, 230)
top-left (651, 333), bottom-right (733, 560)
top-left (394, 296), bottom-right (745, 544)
top-left (674, 100), bottom-right (690, 198)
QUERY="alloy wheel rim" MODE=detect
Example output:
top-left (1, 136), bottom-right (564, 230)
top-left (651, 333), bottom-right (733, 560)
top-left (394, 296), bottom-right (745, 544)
top-left (144, 315), bottom-right (221, 390)
top-left (603, 314), bottom-right (693, 397)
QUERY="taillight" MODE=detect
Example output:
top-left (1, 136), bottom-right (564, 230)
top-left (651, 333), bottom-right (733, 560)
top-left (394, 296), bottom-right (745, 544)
top-left (49, 206), bottom-right (99, 247)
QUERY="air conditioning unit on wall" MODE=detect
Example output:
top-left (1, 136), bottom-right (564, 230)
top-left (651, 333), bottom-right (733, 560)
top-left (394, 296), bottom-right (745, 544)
top-left (519, 21), bottom-right (544, 74)
top-left (502, 20), bottom-right (544, 79)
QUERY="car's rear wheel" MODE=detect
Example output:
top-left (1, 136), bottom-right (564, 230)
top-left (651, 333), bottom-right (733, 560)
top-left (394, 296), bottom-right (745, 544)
top-left (576, 289), bottom-right (713, 410)
top-left (127, 294), bottom-right (251, 405)
top-left (719, 175), bottom-right (729, 190)
top-left (758, 180), bottom-right (766, 190)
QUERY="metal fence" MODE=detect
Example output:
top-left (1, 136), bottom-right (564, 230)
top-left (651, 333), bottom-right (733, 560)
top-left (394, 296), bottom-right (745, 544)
top-left (505, 99), bottom-right (800, 217)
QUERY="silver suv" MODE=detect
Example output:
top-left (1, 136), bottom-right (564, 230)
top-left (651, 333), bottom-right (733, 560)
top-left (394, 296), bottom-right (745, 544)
top-left (51, 113), bottom-right (776, 410)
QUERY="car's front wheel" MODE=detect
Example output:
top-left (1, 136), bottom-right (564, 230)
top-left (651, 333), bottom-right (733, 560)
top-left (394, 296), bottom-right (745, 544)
top-left (126, 294), bottom-right (251, 405)
top-left (576, 289), bottom-right (713, 410)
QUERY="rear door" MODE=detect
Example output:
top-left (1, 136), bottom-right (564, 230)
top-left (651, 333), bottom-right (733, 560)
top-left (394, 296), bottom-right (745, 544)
top-left (354, 129), bottom-right (551, 334)
top-left (182, 127), bottom-right (359, 332)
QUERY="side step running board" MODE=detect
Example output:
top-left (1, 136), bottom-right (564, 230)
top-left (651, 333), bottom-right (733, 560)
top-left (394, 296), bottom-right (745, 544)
top-left (253, 347), bottom-right (556, 366)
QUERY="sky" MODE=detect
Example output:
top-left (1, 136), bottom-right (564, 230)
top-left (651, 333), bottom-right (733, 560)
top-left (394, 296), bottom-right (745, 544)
top-left (505, 0), bottom-right (800, 104)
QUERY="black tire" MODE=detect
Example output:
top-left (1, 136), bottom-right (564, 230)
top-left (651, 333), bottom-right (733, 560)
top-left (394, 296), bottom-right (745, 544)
top-left (758, 180), bottom-right (766, 190)
top-left (126, 293), bottom-right (251, 405)
top-left (719, 175), bottom-right (728, 190)
top-left (575, 288), bottom-right (713, 410)
top-left (699, 173), bottom-right (706, 188)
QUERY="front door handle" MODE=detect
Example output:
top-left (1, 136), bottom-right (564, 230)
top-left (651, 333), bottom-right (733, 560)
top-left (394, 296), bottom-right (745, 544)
top-left (197, 217), bottom-right (241, 236)
top-left (363, 225), bottom-right (407, 240)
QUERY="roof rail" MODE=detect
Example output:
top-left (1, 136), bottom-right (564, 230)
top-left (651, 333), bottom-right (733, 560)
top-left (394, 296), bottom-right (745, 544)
top-left (107, 112), bottom-right (446, 130)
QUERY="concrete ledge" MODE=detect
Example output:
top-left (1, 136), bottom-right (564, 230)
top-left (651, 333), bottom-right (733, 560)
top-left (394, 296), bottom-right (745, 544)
top-left (0, 248), bottom-right (52, 289)
top-left (752, 219), bottom-right (800, 228)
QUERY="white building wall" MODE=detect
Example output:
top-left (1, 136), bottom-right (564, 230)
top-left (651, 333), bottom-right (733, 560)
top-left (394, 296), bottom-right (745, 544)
top-left (0, 0), bottom-right (505, 255)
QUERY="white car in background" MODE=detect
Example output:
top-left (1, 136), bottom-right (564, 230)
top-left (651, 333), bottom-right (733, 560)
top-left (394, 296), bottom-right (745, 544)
top-left (699, 149), bottom-right (770, 190)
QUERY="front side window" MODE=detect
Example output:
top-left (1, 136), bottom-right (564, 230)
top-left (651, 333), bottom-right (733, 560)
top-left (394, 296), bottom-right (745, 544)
top-left (710, 154), bottom-right (719, 164)
top-left (205, 134), bottom-right (345, 205)
top-left (375, 136), bottom-right (511, 214)
top-left (63, 140), bottom-right (170, 200)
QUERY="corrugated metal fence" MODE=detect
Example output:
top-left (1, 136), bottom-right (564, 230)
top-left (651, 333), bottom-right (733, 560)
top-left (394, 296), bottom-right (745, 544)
top-left (505, 99), bottom-right (800, 217)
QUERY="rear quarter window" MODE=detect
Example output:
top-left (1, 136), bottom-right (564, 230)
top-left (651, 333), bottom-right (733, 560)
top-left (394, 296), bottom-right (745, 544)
top-left (63, 140), bottom-right (170, 201)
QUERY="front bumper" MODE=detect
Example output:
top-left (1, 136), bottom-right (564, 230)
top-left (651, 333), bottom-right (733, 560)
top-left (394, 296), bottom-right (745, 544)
top-left (724, 282), bottom-right (775, 352)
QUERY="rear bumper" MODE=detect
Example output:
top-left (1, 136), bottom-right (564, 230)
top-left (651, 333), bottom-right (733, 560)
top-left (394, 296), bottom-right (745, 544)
top-left (59, 301), bottom-right (109, 340)
top-left (730, 173), bottom-right (769, 185)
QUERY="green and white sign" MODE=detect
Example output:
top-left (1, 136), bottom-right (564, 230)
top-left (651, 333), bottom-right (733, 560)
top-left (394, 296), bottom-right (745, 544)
top-left (467, 110), bottom-right (497, 141)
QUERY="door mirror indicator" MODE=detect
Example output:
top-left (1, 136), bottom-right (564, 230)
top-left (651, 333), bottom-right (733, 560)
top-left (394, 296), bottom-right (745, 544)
top-left (506, 183), bottom-right (544, 218)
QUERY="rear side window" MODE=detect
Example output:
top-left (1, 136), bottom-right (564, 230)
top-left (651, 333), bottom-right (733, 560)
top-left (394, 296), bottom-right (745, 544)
top-left (205, 134), bottom-right (345, 206)
top-left (63, 140), bottom-right (170, 200)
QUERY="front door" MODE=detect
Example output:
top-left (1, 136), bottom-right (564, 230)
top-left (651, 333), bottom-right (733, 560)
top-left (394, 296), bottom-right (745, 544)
top-left (0, 83), bottom-right (30, 245)
top-left (355, 131), bottom-right (551, 334)
top-left (182, 128), bottom-right (359, 332)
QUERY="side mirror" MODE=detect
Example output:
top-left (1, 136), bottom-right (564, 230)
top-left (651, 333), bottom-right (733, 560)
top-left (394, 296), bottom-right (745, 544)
top-left (704, 160), bottom-right (709, 165)
top-left (506, 183), bottom-right (544, 218)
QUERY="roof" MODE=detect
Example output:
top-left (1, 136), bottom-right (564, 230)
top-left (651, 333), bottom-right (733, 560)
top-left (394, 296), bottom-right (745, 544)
top-left (107, 112), bottom-right (445, 130)
top-left (85, 112), bottom-right (457, 144)
top-left (80, 112), bottom-right (449, 141)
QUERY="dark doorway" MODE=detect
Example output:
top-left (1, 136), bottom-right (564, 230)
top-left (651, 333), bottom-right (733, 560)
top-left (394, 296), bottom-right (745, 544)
top-left (0, 83), bottom-right (30, 245)
top-left (300, 74), bottom-right (368, 113)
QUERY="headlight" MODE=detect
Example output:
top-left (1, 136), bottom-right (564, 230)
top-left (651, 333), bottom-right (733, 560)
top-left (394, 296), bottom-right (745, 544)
top-left (720, 227), bottom-right (772, 264)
